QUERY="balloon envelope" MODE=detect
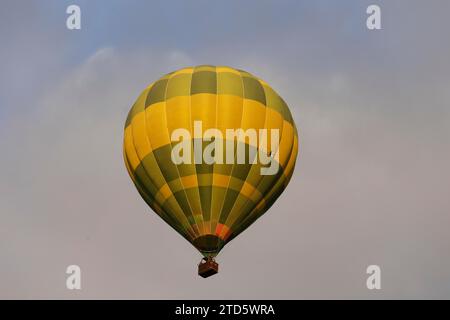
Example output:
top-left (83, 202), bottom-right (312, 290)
top-left (123, 65), bottom-right (298, 258)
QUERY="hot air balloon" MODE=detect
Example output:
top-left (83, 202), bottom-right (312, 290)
top-left (123, 65), bottom-right (298, 277)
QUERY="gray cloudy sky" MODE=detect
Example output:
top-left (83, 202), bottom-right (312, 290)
top-left (1, 0), bottom-right (450, 299)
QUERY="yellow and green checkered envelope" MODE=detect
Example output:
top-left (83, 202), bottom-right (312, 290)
top-left (124, 65), bottom-right (299, 257)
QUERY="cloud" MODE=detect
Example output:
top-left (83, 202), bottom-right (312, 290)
top-left (1, 1), bottom-right (450, 299)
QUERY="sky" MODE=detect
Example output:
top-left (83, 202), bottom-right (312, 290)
top-left (1, 0), bottom-right (450, 299)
